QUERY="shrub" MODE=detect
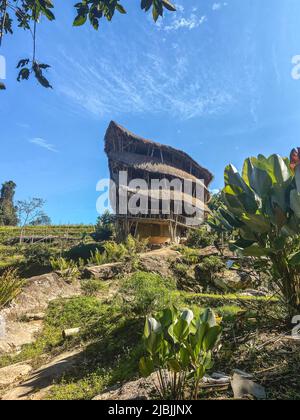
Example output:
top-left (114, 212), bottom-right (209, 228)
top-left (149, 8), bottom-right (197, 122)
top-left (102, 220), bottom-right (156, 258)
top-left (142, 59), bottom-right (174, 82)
top-left (81, 279), bottom-right (105, 297)
top-left (88, 249), bottom-right (107, 265)
top-left (196, 256), bottom-right (226, 285)
top-left (139, 307), bottom-right (222, 400)
top-left (94, 211), bottom-right (115, 242)
top-left (66, 243), bottom-right (103, 262)
top-left (120, 272), bottom-right (178, 316)
top-left (125, 235), bottom-right (149, 255)
top-left (50, 257), bottom-right (80, 282)
top-left (22, 244), bottom-right (53, 268)
top-left (0, 269), bottom-right (24, 309)
top-left (186, 226), bottom-right (216, 248)
top-left (179, 247), bottom-right (202, 265)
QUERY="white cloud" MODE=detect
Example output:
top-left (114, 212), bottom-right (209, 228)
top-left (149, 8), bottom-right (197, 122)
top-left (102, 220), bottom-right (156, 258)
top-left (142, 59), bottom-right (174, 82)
top-left (55, 46), bottom-right (234, 121)
top-left (29, 138), bottom-right (58, 153)
top-left (164, 14), bottom-right (207, 31)
top-left (212, 2), bottom-right (228, 11)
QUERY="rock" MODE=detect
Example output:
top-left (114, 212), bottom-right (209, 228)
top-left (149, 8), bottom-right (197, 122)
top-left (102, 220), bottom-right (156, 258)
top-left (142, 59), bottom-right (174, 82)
top-left (138, 249), bottom-right (180, 278)
top-left (1, 349), bottom-right (82, 400)
top-left (203, 373), bottom-right (231, 384)
top-left (0, 321), bottom-right (43, 354)
top-left (93, 372), bottom-right (159, 400)
top-left (83, 262), bottom-right (126, 280)
top-left (22, 313), bottom-right (45, 322)
top-left (231, 373), bottom-right (266, 400)
top-left (0, 272), bottom-right (81, 355)
top-left (0, 363), bottom-right (32, 387)
top-left (239, 289), bottom-right (268, 297)
top-left (83, 248), bottom-right (180, 281)
top-left (232, 369), bottom-right (253, 379)
top-left (1, 273), bottom-right (81, 321)
top-left (213, 270), bottom-right (253, 291)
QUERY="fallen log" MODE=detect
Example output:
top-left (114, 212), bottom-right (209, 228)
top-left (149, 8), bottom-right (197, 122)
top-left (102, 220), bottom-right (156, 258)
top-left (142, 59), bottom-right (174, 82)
top-left (62, 328), bottom-right (80, 339)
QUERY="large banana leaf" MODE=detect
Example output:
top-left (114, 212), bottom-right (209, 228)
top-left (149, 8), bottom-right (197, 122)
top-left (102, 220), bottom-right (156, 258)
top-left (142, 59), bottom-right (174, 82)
top-left (290, 189), bottom-right (300, 218)
top-left (242, 157), bottom-right (273, 197)
top-left (267, 154), bottom-right (291, 185)
top-left (240, 213), bottom-right (271, 234)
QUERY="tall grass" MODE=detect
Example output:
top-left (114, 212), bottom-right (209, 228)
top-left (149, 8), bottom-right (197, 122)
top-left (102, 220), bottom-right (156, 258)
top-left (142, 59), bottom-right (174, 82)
top-left (0, 269), bottom-right (24, 310)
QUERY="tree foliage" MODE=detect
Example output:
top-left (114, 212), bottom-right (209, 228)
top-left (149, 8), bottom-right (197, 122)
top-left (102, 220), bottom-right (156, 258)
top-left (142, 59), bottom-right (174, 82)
top-left (210, 154), bottom-right (300, 316)
top-left (0, 0), bottom-right (176, 89)
top-left (0, 181), bottom-right (18, 226)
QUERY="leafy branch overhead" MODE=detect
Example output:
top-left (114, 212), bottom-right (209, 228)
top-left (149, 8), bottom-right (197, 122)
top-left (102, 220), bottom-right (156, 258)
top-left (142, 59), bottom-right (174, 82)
top-left (0, 0), bottom-right (176, 90)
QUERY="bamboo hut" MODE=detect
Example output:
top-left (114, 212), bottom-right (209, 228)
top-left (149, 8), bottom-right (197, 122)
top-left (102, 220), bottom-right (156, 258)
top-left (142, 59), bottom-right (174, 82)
top-left (104, 121), bottom-right (213, 244)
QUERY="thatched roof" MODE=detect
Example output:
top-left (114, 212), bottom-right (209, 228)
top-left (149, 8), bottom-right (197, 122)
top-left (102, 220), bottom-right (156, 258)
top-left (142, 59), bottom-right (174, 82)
top-left (107, 151), bottom-right (201, 183)
top-left (105, 121), bottom-right (213, 186)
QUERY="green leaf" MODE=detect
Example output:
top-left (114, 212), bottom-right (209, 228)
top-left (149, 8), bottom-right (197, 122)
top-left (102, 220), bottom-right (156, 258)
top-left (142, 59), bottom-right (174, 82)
top-left (203, 325), bottom-right (222, 352)
top-left (17, 68), bottom-right (30, 82)
top-left (240, 213), bottom-right (271, 234)
top-left (73, 14), bottom-right (87, 26)
top-left (162, 0), bottom-right (176, 11)
top-left (152, 5), bottom-right (160, 21)
top-left (288, 251), bottom-right (300, 267)
top-left (268, 154), bottom-right (291, 185)
top-left (241, 245), bottom-right (273, 257)
top-left (168, 358), bottom-right (181, 372)
top-left (139, 356), bottom-right (154, 377)
top-left (200, 308), bottom-right (217, 327)
top-left (43, 8), bottom-right (55, 20)
top-left (144, 317), bottom-right (161, 338)
top-left (116, 4), bottom-right (127, 14)
top-left (141, 0), bottom-right (153, 12)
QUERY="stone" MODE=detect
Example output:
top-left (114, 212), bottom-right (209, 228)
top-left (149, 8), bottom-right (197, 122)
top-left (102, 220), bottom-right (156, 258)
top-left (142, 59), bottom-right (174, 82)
top-left (93, 372), bottom-right (159, 400)
top-left (213, 270), bottom-right (253, 291)
top-left (0, 272), bottom-right (81, 355)
top-left (1, 349), bottom-right (82, 400)
top-left (83, 262), bottom-right (125, 280)
top-left (0, 363), bottom-right (32, 387)
top-left (231, 373), bottom-right (266, 400)
top-left (138, 248), bottom-right (180, 278)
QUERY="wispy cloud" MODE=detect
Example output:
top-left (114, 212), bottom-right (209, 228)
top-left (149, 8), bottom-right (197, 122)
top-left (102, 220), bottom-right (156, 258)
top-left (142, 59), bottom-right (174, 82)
top-left (29, 138), bottom-right (58, 153)
top-left (55, 47), bottom-right (234, 121)
top-left (157, 3), bottom-right (207, 32)
top-left (212, 2), bottom-right (228, 11)
top-left (164, 14), bottom-right (207, 31)
top-left (50, 4), bottom-right (257, 122)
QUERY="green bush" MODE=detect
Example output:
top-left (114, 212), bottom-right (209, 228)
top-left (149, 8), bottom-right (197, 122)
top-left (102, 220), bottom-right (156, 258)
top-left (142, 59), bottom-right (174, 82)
top-left (186, 226), bottom-right (216, 248)
top-left (94, 211), bottom-right (115, 242)
top-left (139, 307), bottom-right (222, 400)
top-left (66, 243), bottom-right (104, 262)
top-left (81, 279), bottom-right (105, 297)
top-left (196, 256), bottom-right (226, 291)
top-left (46, 297), bottom-right (104, 329)
top-left (120, 272), bottom-right (178, 316)
top-left (50, 257), bottom-right (80, 282)
top-left (22, 244), bottom-right (54, 268)
top-left (0, 269), bottom-right (24, 309)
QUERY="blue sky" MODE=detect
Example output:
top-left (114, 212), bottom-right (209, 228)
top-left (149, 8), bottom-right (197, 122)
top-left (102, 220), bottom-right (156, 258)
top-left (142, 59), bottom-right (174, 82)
top-left (1, 0), bottom-right (300, 224)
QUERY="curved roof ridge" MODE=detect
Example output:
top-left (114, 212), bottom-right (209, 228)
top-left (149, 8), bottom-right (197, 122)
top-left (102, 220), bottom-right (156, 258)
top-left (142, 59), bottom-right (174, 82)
top-left (105, 121), bottom-right (213, 185)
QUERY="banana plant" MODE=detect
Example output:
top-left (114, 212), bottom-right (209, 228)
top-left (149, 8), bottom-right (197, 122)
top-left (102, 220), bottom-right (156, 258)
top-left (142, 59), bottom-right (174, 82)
top-left (139, 307), bottom-right (221, 400)
top-left (210, 154), bottom-right (300, 316)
